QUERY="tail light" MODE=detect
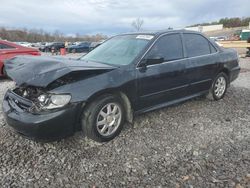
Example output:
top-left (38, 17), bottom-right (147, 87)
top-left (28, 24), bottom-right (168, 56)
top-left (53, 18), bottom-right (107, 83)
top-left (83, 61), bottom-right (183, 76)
top-left (30, 51), bottom-right (41, 56)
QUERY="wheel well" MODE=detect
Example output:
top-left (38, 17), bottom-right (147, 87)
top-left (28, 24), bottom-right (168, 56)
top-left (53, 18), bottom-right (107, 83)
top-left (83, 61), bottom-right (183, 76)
top-left (1, 65), bottom-right (4, 75)
top-left (84, 91), bottom-right (133, 124)
top-left (118, 92), bottom-right (133, 123)
top-left (220, 68), bottom-right (229, 77)
top-left (0, 65), bottom-right (4, 75)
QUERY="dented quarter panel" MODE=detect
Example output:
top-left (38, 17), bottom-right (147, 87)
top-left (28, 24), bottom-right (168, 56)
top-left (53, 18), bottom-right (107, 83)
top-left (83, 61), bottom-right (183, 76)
top-left (217, 48), bottom-right (240, 82)
top-left (218, 48), bottom-right (239, 69)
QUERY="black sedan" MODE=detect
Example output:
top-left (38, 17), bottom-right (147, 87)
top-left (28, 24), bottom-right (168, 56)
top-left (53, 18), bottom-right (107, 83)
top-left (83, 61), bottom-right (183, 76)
top-left (89, 41), bottom-right (103, 51)
top-left (3, 30), bottom-right (240, 142)
top-left (67, 42), bottom-right (91, 53)
top-left (39, 42), bottom-right (65, 53)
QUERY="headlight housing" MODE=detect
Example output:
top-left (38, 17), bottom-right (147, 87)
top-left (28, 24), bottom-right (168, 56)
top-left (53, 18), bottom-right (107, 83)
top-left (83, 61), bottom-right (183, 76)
top-left (38, 94), bottom-right (71, 110)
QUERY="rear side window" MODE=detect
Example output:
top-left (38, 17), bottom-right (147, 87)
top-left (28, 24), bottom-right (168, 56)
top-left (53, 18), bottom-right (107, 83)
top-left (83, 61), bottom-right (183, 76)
top-left (0, 43), bottom-right (15, 49)
top-left (184, 34), bottom-right (211, 57)
top-left (146, 33), bottom-right (183, 62)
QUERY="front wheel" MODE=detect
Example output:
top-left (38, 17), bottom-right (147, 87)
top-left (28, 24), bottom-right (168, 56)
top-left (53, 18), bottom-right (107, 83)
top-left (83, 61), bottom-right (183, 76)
top-left (209, 72), bottom-right (228, 100)
top-left (82, 95), bottom-right (125, 142)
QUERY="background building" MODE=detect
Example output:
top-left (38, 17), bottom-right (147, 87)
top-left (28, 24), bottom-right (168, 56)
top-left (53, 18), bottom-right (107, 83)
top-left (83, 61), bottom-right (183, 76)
top-left (185, 24), bottom-right (223, 32)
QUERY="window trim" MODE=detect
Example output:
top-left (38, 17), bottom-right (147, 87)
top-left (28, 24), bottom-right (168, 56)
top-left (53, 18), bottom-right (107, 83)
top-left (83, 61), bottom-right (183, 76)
top-left (209, 42), bottom-right (217, 54)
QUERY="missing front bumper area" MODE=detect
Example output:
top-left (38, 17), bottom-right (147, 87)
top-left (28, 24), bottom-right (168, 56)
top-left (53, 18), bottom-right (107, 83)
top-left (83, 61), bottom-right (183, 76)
top-left (2, 90), bottom-right (80, 141)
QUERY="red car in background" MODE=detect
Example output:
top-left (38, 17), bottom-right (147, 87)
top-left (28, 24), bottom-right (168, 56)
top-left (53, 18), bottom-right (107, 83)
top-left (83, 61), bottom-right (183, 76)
top-left (0, 40), bottom-right (41, 76)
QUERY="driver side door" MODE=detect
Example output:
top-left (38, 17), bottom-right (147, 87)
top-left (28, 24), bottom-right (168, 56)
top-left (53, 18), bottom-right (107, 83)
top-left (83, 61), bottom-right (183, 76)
top-left (136, 33), bottom-right (189, 111)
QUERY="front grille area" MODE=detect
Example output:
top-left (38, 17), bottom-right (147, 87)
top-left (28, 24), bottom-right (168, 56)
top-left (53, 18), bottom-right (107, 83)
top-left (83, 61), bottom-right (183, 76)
top-left (6, 90), bottom-right (33, 112)
top-left (13, 87), bottom-right (44, 101)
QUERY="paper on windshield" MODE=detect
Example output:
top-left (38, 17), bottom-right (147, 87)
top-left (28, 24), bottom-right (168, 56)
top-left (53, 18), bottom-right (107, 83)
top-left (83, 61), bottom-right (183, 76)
top-left (136, 35), bottom-right (154, 40)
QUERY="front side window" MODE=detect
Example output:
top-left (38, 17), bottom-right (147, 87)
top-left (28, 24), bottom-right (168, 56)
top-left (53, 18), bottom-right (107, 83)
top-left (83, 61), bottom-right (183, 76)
top-left (80, 34), bottom-right (153, 66)
top-left (184, 34), bottom-right (211, 57)
top-left (145, 33), bottom-right (184, 63)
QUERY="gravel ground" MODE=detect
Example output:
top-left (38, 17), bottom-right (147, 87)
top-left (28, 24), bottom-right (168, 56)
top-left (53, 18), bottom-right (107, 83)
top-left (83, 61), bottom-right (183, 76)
top-left (0, 57), bottom-right (249, 187)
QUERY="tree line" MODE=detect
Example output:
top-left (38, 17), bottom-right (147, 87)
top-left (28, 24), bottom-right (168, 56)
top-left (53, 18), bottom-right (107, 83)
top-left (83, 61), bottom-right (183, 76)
top-left (0, 28), bottom-right (108, 43)
top-left (189, 17), bottom-right (250, 28)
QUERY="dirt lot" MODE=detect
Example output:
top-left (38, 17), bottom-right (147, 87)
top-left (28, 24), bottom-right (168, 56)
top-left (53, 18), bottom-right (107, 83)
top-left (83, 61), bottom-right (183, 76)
top-left (0, 57), bottom-right (249, 187)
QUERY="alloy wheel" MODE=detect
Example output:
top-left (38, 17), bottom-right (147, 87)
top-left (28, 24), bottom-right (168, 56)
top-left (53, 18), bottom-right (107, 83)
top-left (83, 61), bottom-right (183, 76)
top-left (214, 76), bottom-right (226, 98)
top-left (96, 103), bottom-right (122, 137)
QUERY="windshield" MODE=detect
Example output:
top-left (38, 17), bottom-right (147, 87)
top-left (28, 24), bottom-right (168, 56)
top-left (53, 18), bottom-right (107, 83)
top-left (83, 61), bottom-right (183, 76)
top-left (80, 34), bottom-right (154, 65)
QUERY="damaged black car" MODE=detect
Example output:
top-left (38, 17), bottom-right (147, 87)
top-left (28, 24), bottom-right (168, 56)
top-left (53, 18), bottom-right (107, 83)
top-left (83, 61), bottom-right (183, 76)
top-left (2, 30), bottom-right (240, 142)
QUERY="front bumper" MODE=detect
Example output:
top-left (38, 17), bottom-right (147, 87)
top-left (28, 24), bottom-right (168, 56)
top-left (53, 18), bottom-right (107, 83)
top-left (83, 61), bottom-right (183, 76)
top-left (2, 90), bottom-right (80, 141)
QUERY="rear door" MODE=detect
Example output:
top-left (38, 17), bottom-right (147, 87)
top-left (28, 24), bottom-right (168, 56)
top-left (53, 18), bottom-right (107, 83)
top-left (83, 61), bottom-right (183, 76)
top-left (136, 33), bottom-right (189, 110)
top-left (183, 33), bottom-right (219, 95)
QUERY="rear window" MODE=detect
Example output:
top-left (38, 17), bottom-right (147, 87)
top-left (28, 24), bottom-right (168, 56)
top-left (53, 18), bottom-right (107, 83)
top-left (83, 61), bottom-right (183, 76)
top-left (184, 34), bottom-right (211, 57)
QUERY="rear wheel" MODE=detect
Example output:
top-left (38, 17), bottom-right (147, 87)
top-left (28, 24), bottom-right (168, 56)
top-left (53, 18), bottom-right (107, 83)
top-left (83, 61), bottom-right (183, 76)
top-left (208, 72), bottom-right (228, 100)
top-left (82, 95), bottom-right (125, 142)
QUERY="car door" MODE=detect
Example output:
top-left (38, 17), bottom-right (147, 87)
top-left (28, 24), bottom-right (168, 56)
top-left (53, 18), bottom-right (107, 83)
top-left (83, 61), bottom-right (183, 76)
top-left (136, 33), bottom-right (189, 110)
top-left (183, 33), bottom-right (219, 95)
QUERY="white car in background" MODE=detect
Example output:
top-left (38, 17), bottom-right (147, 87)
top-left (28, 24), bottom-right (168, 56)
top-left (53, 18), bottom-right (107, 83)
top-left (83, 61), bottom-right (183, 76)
top-left (15, 42), bottom-right (33, 48)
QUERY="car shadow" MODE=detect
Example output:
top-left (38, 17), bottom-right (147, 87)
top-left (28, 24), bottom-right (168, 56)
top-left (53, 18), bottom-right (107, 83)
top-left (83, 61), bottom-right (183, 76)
top-left (0, 77), bottom-right (11, 82)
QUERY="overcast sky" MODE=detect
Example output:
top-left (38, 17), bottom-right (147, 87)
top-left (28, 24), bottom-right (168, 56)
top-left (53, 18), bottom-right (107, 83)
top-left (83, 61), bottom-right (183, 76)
top-left (0, 0), bottom-right (249, 36)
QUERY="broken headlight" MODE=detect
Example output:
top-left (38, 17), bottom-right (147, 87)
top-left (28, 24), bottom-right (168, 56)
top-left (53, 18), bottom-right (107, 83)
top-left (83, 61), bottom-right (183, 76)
top-left (38, 94), bottom-right (71, 110)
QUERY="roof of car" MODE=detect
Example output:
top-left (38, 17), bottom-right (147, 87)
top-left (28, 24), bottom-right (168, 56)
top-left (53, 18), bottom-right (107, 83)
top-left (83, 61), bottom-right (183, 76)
top-left (120, 29), bottom-right (201, 36)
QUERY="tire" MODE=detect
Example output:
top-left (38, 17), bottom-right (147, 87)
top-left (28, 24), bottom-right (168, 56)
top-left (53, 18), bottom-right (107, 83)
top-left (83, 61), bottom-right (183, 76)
top-left (208, 72), bottom-right (228, 100)
top-left (82, 95), bottom-right (125, 142)
top-left (72, 49), bottom-right (76, 53)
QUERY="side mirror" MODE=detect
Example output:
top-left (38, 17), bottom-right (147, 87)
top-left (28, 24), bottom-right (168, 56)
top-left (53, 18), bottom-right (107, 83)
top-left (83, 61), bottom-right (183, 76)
top-left (138, 57), bottom-right (164, 72)
top-left (146, 57), bottom-right (164, 65)
top-left (139, 57), bottom-right (164, 67)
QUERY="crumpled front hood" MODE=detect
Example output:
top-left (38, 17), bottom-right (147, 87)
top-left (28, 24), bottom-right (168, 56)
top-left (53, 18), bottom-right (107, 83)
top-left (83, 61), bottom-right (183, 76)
top-left (4, 56), bottom-right (116, 87)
